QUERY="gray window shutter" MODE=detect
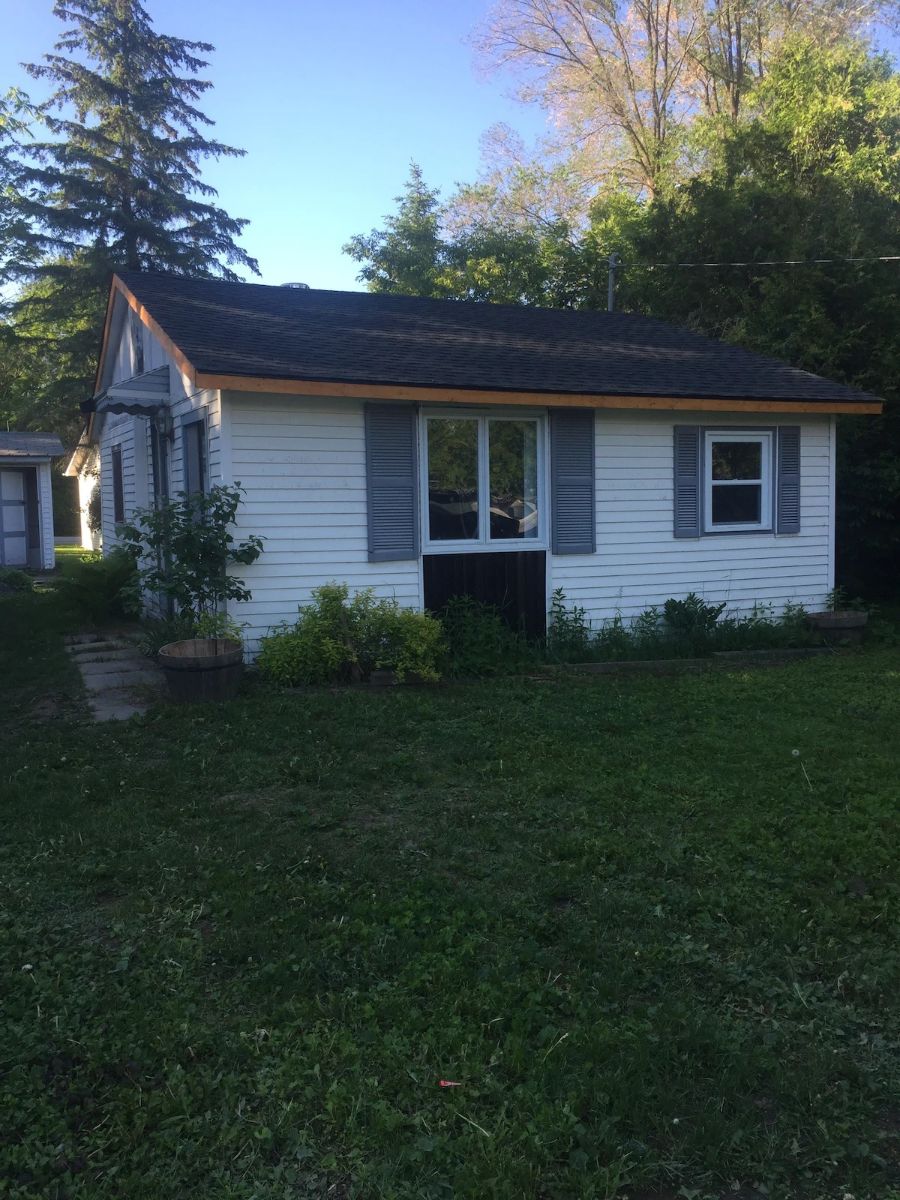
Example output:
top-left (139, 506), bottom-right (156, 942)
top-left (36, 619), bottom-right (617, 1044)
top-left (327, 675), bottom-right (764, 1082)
top-left (550, 409), bottom-right (595, 554)
top-left (365, 403), bottom-right (419, 561)
top-left (673, 425), bottom-right (701, 538)
top-left (776, 426), bottom-right (801, 534)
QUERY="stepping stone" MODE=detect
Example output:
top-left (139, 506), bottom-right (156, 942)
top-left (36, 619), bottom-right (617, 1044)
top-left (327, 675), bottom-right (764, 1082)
top-left (82, 668), bottom-right (162, 692)
top-left (66, 631), bottom-right (165, 720)
top-left (78, 656), bottom-right (153, 676)
top-left (89, 688), bottom-right (154, 723)
top-left (68, 642), bottom-right (128, 658)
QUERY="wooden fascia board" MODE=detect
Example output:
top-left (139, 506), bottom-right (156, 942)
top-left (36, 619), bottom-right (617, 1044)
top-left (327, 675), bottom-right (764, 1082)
top-left (202, 372), bottom-right (882, 415)
top-left (100, 275), bottom-right (199, 391)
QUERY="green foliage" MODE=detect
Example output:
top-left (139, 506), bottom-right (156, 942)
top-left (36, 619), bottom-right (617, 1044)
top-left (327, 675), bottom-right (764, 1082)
top-left (56, 547), bottom-right (139, 623)
top-left (4, 0), bottom-right (257, 443)
top-left (549, 591), bottom-right (820, 662)
top-left (2, 592), bottom-right (900, 1199)
top-left (258, 583), bottom-right (445, 686)
top-left (547, 587), bottom-right (592, 659)
top-left (117, 484), bottom-right (263, 619)
top-left (347, 40), bottom-right (899, 596)
top-left (438, 594), bottom-right (536, 677)
top-left (663, 592), bottom-right (728, 635)
top-left (824, 586), bottom-right (868, 613)
top-left (135, 612), bottom-right (199, 659)
top-left (0, 567), bottom-right (33, 593)
top-left (194, 611), bottom-right (246, 643)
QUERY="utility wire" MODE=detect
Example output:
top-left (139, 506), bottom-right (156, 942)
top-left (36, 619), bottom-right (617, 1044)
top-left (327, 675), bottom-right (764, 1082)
top-left (624, 254), bottom-right (900, 270)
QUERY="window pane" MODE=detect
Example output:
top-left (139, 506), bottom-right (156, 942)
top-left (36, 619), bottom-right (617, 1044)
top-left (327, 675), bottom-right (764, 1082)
top-left (712, 441), bottom-right (762, 480)
top-left (428, 419), bottom-right (479, 540)
top-left (489, 420), bottom-right (538, 540)
top-left (711, 483), bottom-right (761, 524)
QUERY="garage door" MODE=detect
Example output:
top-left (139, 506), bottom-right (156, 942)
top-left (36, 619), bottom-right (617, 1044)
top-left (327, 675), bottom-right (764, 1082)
top-left (0, 469), bottom-right (28, 566)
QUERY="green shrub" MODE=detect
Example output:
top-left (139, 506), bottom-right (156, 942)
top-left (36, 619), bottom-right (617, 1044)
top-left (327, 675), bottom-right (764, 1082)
top-left (663, 592), bottom-right (727, 636)
top-left (547, 587), bottom-right (592, 660)
top-left (438, 595), bottom-right (535, 678)
top-left (136, 613), bottom-right (199, 658)
top-left (547, 592), bottom-right (820, 663)
top-left (0, 567), bottom-right (33, 594)
top-left (258, 583), bottom-right (444, 686)
top-left (117, 484), bottom-right (263, 619)
top-left (57, 547), bottom-right (140, 622)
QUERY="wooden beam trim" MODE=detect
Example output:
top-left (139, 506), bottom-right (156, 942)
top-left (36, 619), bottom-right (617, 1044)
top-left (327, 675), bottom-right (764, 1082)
top-left (202, 372), bottom-right (882, 415)
top-left (108, 275), bottom-right (198, 389)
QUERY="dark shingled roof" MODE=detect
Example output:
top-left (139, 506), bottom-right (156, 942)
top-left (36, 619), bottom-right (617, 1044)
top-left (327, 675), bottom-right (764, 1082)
top-left (0, 432), bottom-right (65, 458)
top-left (115, 271), bottom-right (880, 406)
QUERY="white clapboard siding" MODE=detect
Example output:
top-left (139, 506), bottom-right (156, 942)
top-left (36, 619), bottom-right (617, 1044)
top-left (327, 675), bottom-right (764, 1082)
top-left (224, 391), bottom-right (421, 654)
top-left (550, 410), bottom-right (835, 624)
top-left (98, 308), bottom-right (222, 550)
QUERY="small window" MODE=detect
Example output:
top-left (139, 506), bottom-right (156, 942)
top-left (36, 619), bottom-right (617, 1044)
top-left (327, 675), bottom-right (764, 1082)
top-left (704, 431), bottom-right (771, 533)
top-left (183, 418), bottom-right (207, 495)
top-left (424, 413), bottom-right (543, 548)
top-left (111, 443), bottom-right (125, 525)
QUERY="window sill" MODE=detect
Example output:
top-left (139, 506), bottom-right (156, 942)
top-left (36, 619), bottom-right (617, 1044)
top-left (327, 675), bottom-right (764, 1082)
top-left (423, 541), bottom-right (548, 555)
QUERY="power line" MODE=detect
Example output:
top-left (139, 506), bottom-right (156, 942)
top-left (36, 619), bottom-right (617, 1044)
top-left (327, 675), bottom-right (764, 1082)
top-left (627, 254), bottom-right (900, 270)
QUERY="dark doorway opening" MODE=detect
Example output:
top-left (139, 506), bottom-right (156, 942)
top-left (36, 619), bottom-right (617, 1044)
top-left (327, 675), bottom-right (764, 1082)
top-left (423, 551), bottom-right (547, 638)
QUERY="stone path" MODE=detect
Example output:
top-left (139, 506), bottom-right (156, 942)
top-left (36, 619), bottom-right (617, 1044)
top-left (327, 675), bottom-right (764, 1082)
top-left (65, 633), bottom-right (165, 722)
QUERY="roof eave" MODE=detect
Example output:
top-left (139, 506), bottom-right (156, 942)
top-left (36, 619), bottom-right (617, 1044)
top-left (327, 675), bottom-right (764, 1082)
top-left (200, 370), bottom-right (882, 415)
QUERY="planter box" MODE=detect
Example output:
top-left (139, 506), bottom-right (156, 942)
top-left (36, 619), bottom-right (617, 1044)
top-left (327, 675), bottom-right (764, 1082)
top-left (158, 638), bottom-right (243, 703)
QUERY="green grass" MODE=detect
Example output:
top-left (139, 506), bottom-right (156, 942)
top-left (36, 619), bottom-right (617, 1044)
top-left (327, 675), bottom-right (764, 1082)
top-left (2, 594), bottom-right (899, 1199)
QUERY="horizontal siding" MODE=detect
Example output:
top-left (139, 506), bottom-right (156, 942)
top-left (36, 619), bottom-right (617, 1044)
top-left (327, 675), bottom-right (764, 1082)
top-left (224, 391), bottom-right (420, 655)
top-left (98, 313), bottom-right (222, 564)
top-left (551, 410), bottom-right (834, 624)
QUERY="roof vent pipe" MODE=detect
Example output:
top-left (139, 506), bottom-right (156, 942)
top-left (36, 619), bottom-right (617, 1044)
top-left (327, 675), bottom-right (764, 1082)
top-left (281, 281), bottom-right (310, 289)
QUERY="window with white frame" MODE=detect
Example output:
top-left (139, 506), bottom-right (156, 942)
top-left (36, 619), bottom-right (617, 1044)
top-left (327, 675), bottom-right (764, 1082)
top-left (704, 430), bottom-right (772, 533)
top-left (423, 412), bottom-right (544, 548)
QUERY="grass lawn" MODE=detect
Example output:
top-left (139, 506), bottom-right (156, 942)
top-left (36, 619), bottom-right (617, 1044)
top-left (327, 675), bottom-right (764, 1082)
top-left (2, 593), bottom-right (899, 1200)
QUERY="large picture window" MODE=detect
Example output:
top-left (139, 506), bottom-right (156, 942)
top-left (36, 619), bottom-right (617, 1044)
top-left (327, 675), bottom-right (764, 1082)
top-left (703, 430), bottom-right (772, 533)
top-left (424, 413), bottom-right (543, 548)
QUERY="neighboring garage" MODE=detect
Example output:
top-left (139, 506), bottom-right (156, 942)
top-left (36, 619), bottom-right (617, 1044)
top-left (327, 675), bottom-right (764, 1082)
top-left (0, 432), bottom-right (64, 570)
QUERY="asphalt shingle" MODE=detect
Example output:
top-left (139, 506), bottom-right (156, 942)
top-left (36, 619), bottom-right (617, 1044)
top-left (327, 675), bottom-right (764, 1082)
top-left (115, 271), bottom-right (880, 406)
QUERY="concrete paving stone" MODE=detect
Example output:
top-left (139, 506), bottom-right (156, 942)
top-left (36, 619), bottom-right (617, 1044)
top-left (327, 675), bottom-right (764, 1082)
top-left (77, 655), bottom-right (150, 675)
top-left (69, 642), bottom-right (128, 657)
top-left (82, 669), bottom-right (163, 692)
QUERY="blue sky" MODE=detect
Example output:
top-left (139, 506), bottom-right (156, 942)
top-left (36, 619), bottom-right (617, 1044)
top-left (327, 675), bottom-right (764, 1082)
top-left (2, 0), bottom-right (546, 291)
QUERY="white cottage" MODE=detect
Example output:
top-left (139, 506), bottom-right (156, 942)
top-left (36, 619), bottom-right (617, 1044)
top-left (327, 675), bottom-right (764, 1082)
top-left (0, 432), bottom-right (64, 570)
top-left (76, 271), bottom-right (881, 651)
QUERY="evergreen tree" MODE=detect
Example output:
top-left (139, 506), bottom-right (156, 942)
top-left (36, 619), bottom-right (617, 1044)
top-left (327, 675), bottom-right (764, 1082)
top-left (9, 0), bottom-right (257, 440)
top-left (344, 164), bottom-right (447, 297)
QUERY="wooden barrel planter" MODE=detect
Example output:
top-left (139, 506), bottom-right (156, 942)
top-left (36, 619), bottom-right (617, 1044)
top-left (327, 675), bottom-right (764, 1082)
top-left (158, 638), bottom-right (243, 703)
top-left (807, 610), bottom-right (868, 645)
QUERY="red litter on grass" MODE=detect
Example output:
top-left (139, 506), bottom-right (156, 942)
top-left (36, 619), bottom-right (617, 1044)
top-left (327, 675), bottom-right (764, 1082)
top-left (439, 1080), bottom-right (462, 1088)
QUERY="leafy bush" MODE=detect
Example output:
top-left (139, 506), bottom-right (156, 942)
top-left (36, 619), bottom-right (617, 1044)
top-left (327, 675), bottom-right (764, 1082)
top-left (663, 593), bottom-right (727, 635)
top-left (547, 587), bottom-right (592, 660)
top-left (548, 591), bottom-right (821, 663)
top-left (118, 484), bottom-right (263, 619)
top-left (438, 595), bottom-right (536, 677)
top-left (57, 547), bottom-right (140, 622)
top-left (136, 613), bottom-right (200, 658)
top-left (258, 583), bottom-right (444, 686)
top-left (0, 567), bottom-right (33, 594)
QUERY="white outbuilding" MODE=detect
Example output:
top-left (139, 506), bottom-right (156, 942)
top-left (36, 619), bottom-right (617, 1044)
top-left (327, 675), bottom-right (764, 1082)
top-left (0, 432), bottom-right (64, 570)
